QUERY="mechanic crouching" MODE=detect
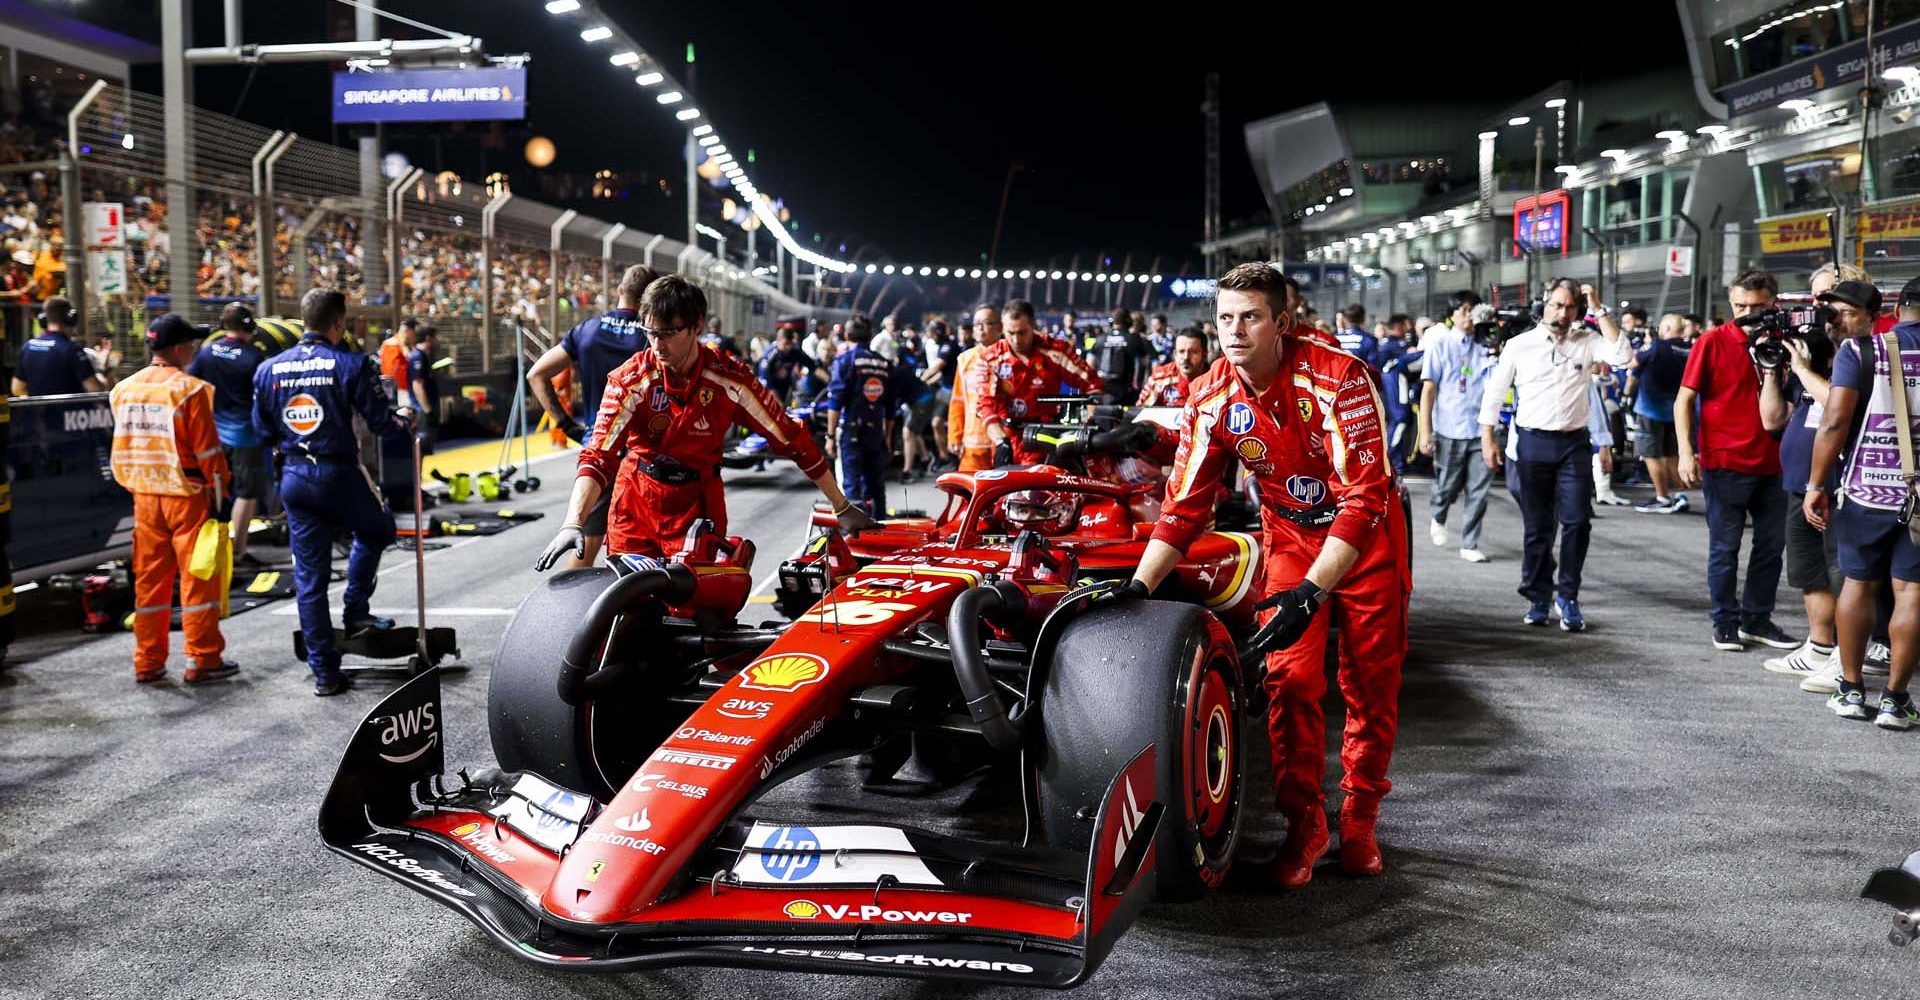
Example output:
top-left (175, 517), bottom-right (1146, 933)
top-left (253, 289), bottom-right (418, 696)
top-left (1127, 262), bottom-right (1411, 890)
top-left (110, 315), bottom-right (237, 684)
top-left (536, 275), bottom-right (877, 570)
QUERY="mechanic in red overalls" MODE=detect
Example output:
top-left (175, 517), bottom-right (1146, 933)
top-left (535, 276), bottom-right (876, 569)
top-left (969, 298), bottom-right (1103, 467)
top-left (1137, 328), bottom-right (1211, 406)
top-left (1126, 262), bottom-right (1410, 890)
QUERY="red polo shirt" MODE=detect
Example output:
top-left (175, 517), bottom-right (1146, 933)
top-left (1679, 322), bottom-right (1781, 476)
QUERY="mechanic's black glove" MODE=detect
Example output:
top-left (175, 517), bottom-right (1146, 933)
top-left (216, 493), bottom-right (235, 523)
top-left (1239, 581), bottom-right (1327, 663)
top-left (1121, 578), bottom-right (1151, 599)
top-left (562, 419), bottom-right (587, 444)
top-left (835, 503), bottom-right (881, 537)
top-left (992, 438), bottom-right (1015, 468)
top-left (535, 524), bottom-right (586, 572)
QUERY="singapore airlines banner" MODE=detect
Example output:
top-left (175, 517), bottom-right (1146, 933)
top-left (332, 67), bottom-right (527, 125)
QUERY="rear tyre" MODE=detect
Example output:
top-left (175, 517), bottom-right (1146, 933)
top-left (1034, 600), bottom-right (1245, 902)
top-left (488, 568), bottom-right (687, 799)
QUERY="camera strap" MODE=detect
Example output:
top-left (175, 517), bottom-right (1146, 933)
top-left (1877, 332), bottom-right (1920, 534)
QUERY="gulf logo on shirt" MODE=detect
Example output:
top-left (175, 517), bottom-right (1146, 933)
top-left (862, 376), bottom-right (886, 402)
top-left (282, 393), bottom-right (324, 436)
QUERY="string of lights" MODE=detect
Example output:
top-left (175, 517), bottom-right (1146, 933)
top-left (539, 0), bottom-right (1159, 286)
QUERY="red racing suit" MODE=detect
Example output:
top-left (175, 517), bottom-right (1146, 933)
top-left (579, 345), bottom-right (828, 558)
top-left (1137, 361), bottom-right (1192, 406)
top-left (968, 334), bottom-right (1102, 465)
top-left (1154, 342), bottom-right (1410, 818)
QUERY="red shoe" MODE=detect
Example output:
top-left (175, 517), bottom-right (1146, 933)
top-left (134, 667), bottom-right (167, 684)
top-left (1269, 809), bottom-right (1329, 890)
top-left (1339, 798), bottom-right (1385, 877)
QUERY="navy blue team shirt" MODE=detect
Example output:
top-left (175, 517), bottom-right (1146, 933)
top-left (251, 332), bottom-right (408, 461)
top-left (560, 307), bottom-right (648, 442)
top-left (188, 334), bottom-right (266, 447)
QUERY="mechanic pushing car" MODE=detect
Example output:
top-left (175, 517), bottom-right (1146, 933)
top-left (536, 275), bottom-right (878, 569)
top-left (253, 288), bottom-right (418, 696)
top-left (1127, 261), bottom-right (1411, 890)
top-left (971, 297), bottom-right (1103, 466)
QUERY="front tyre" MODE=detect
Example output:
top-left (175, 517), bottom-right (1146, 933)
top-left (1034, 600), bottom-right (1245, 901)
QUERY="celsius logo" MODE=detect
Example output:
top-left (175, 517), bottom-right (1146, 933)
top-left (282, 393), bottom-right (324, 435)
top-left (628, 772), bottom-right (710, 799)
top-left (375, 701), bottom-right (437, 763)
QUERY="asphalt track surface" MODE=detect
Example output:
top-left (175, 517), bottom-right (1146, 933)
top-left (3, 460), bottom-right (1917, 1000)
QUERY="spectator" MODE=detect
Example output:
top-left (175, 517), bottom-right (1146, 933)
top-left (870, 314), bottom-right (900, 363)
top-left (1675, 271), bottom-right (1797, 653)
top-left (922, 319), bottom-right (960, 471)
top-left (1419, 291), bottom-right (1496, 562)
top-left (1479, 280), bottom-right (1631, 632)
top-left (11, 297), bottom-right (101, 396)
top-left (84, 330), bottom-right (121, 388)
top-left (1619, 307), bottom-right (1649, 347)
top-left (1804, 277), bottom-right (1920, 730)
top-left (379, 318), bottom-right (416, 392)
top-left (1337, 303), bottom-right (1379, 367)
top-left (1631, 314), bottom-right (1693, 514)
top-left (1148, 312), bottom-right (1173, 361)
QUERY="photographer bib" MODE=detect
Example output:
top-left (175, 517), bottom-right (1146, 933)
top-left (1841, 336), bottom-right (1920, 511)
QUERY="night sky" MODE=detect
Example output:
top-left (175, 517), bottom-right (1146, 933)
top-left (139, 0), bottom-right (1692, 269)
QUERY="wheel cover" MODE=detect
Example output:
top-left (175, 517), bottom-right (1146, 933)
top-left (1186, 656), bottom-right (1237, 842)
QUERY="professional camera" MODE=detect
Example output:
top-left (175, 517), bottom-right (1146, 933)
top-left (1472, 308), bottom-right (1532, 351)
top-left (1734, 305), bottom-right (1834, 369)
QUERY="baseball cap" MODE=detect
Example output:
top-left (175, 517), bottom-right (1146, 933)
top-left (1817, 279), bottom-right (1883, 312)
top-left (10, 249), bottom-right (31, 266)
top-left (1898, 276), bottom-right (1920, 311)
top-left (145, 313), bottom-right (201, 350)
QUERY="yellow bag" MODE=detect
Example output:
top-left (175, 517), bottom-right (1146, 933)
top-left (189, 519), bottom-right (223, 580)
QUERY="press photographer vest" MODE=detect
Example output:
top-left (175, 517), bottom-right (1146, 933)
top-left (1841, 335), bottom-right (1920, 512)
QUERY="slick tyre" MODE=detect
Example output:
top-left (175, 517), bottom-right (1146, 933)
top-left (488, 568), bottom-right (683, 799)
top-left (1034, 600), bottom-right (1245, 902)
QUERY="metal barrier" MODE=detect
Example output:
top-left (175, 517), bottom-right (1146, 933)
top-left (52, 84), bottom-right (822, 375)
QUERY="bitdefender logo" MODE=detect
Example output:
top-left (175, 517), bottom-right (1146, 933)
top-left (375, 701), bottom-right (438, 763)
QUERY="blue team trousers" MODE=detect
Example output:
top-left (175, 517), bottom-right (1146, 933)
top-left (838, 422), bottom-right (889, 515)
top-left (281, 460), bottom-right (396, 678)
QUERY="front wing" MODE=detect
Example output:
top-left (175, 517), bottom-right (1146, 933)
top-left (319, 671), bottom-right (1162, 987)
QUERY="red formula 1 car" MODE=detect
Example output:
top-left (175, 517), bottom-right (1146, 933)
top-left (320, 458), bottom-right (1261, 988)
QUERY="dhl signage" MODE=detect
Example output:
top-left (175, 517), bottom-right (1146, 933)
top-left (1759, 212), bottom-right (1831, 254)
top-left (1858, 204), bottom-right (1920, 242)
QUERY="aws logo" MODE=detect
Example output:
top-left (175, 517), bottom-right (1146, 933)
top-left (739, 653), bottom-right (829, 693)
top-left (375, 701), bottom-right (437, 763)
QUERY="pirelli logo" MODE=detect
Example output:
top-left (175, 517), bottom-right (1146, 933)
top-left (650, 749), bottom-right (737, 771)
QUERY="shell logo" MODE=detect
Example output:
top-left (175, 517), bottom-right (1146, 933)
top-left (451, 822), bottom-right (481, 837)
top-left (740, 653), bottom-right (830, 693)
top-left (783, 899), bottom-right (821, 920)
top-left (1237, 438), bottom-right (1267, 462)
top-left (282, 393), bottom-right (324, 436)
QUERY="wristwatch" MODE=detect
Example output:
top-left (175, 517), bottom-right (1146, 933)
top-left (1805, 484), bottom-right (1828, 493)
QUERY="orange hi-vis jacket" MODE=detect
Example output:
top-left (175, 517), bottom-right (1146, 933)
top-left (110, 365), bottom-right (231, 497)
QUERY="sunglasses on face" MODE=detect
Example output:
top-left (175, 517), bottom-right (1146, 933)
top-left (644, 323), bottom-right (699, 339)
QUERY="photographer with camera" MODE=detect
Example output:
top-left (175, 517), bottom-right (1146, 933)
top-left (1419, 291), bottom-right (1497, 562)
top-left (1803, 277), bottom-right (1920, 730)
top-left (1479, 280), bottom-right (1631, 631)
top-left (1756, 266), bottom-right (1865, 678)
top-left (1674, 271), bottom-right (1797, 653)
